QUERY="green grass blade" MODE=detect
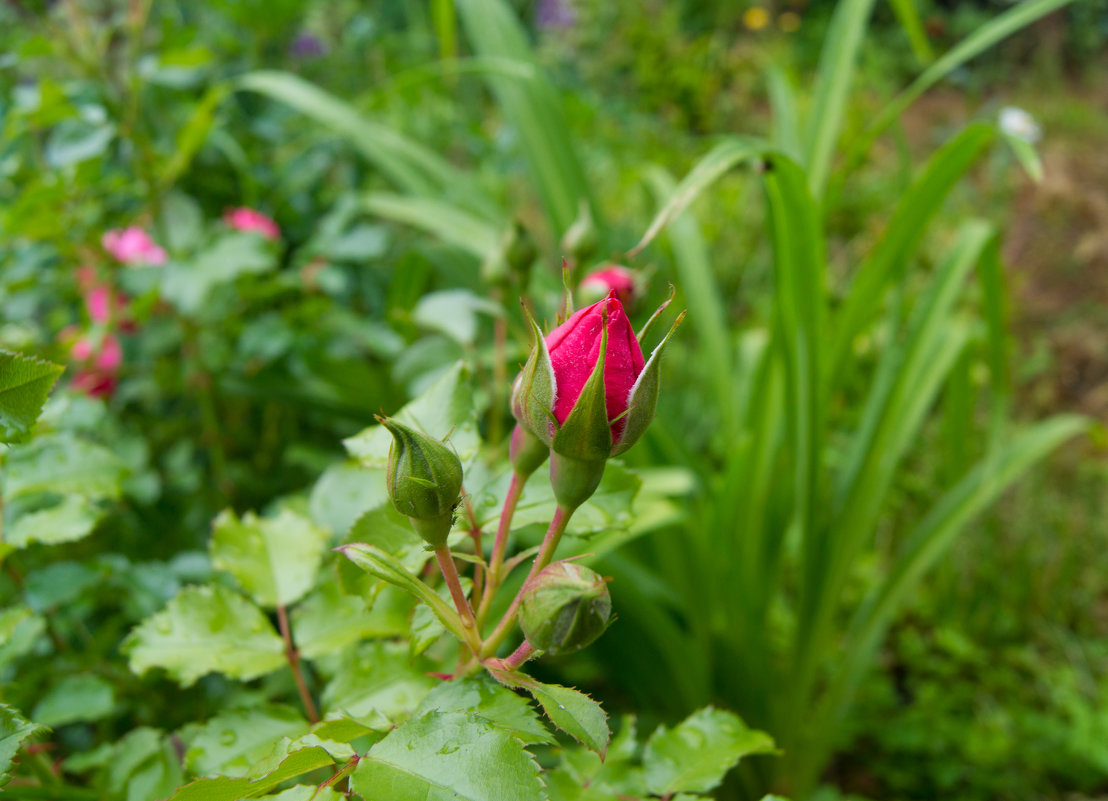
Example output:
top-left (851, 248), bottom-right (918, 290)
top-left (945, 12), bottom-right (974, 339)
top-left (629, 137), bottom-right (770, 257)
top-left (866, 0), bottom-right (1076, 141)
top-left (362, 192), bottom-right (503, 259)
top-left (454, 0), bottom-right (599, 238)
top-left (766, 66), bottom-right (802, 162)
top-left (236, 70), bottom-right (500, 220)
top-left (830, 124), bottom-right (995, 380)
top-left (888, 0), bottom-right (934, 64)
top-left (644, 167), bottom-right (736, 440)
top-left (976, 233), bottom-right (1013, 449)
top-left (803, 0), bottom-right (878, 196)
top-left (761, 153), bottom-right (826, 647)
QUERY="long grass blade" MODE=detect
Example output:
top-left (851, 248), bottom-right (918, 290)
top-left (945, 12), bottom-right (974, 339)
top-left (803, 0), bottom-right (878, 196)
top-left (362, 192), bottom-right (503, 259)
top-left (766, 66), bottom-right (802, 162)
top-left (644, 167), bottom-right (736, 440)
top-left (454, 0), bottom-right (599, 238)
top-left (236, 70), bottom-right (501, 220)
top-left (887, 0), bottom-right (934, 64)
top-left (629, 137), bottom-right (769, 257)
top-left (761, 153), bottom-right (826, 661)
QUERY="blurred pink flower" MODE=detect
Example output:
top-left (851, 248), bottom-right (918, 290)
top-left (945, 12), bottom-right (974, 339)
top-left (64, 331), bottom-right (123, 398)
top-left (102, 227), bottom-right (167, 266)
top-left (579, 265), bottom-right (637, 309)
top-left (224, 207), bottom-right (280, 241)
top-left (86, 286), bottom-right (112, 324)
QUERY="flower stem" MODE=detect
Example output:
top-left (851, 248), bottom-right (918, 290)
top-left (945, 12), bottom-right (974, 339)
top-left (276, 604), bottom-right (318, 724)
top-left (480, 505), bottom-right (574, 659)
top-left (434, 546), bottom-right (477, 633)
top-left (476, 471), bottom-right (525, 624)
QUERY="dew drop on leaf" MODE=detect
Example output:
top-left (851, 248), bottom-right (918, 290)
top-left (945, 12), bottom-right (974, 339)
top-left (219, 729), bottom-right (237, 746)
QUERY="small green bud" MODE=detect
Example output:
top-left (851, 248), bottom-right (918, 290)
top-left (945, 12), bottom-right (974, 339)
top-left (380, 416), bottom-right (463, 548)
top-left (519, 561), bottom-right (612, 656)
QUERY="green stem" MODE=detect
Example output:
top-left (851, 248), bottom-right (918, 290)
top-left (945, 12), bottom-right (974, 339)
top-left (476, 471), bottom-right (525, 624)
top-left (480, 505), bottom-right (573, 658)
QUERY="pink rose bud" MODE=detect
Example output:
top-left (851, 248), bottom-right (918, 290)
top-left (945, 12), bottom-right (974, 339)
top-left (102, 227), bottom-right (168, 266)
top-left (546, 292), bottom-right (645, 442)
top-left (512, 287), bottom-right (684, 509)
top-left (578, 265), bottom-right (637, 309)
top-left (224, 207), bottom-right (281, 241)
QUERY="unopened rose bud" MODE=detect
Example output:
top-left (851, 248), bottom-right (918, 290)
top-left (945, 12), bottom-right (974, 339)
top-left (519, 561), bottom-right (611, 656)
top-left (578, 265), bottom-right (637, 310)
top-left (381, 416), bottom-right (463, 547)
top-left (512, 287), bottom-right (683, 508)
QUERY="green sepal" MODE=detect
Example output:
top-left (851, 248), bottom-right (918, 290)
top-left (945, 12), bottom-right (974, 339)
top-left (613, 310), bottom-right (685, 457)
top-left (636, 284), bottom-right (676, 342)
top-left (514, 302), bottom-right (557, 446)
top-left (551, 312), bottom-right (612, 462)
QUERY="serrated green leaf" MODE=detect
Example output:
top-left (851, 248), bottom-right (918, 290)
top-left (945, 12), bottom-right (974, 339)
top-left (0, 606), bottom-right (45, 672)
top-left (167, 746), bottom-right (334, 801)
top-left (210, 508), bottom-right (330, 608)
top-left (122, 585), bottom-right (285, 686)
top-left (32, 674), bottom-right (115, 727)
top-left (4, 493), bottom-right (102, 548)
top-left (352, 711), bottom-right (545, 801)
top-left (415, 676), bottom-right (554, 746)
top-left (493, 672), bottom-right (609, 755)
top-left (343, 362), bottom-right (480, 468)
top-left (643, 707), bottom-right (777, 795)
top-left (256, 785), bottom-right (342, 801)
top-left (0, 350), bottom-right (63, 444)
top-left (185, 706), bottom-right (308, 778)
top-left (107, 727), bottom-right (184, 801)
top-left (322, 642), bottom-right (436, 725)
top-left (4, 432), bottom-right (127, 499)
top-left (291, 581), bottom-right (409, 660)
top-left (0, 704), bottom-right (45, 787)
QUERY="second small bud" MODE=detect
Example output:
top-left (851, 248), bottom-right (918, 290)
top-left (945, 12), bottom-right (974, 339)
top-left (519, 561), bottom-right (612, 656)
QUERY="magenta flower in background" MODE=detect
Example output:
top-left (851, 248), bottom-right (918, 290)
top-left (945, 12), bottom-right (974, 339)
top-left (102, 227), bottom-right (167, 266)
top-left (579, 265), bottom-right (637, 309)
top-left (545, 291), bottom-right (645, 441)
top-left (65, 331), bottom-right (123, 398)
top-left (224, 207), bottom-right (281, 241)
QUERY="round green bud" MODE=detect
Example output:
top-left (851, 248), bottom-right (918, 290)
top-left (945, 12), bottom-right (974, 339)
top-left (519, 561), bottom-right (612, 656)
top-left (380, 416), bottom-right (463, 547)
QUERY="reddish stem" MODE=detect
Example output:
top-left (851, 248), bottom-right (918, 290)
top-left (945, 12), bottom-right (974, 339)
top-left (276, 604), bottom-right (318, 724)
top-left (434, 546), bottom-right (477, 632)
